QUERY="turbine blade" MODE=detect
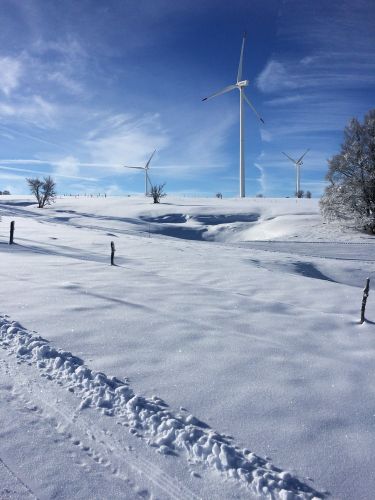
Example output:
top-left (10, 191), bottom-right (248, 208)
top-left (123, 165), bottom-right (144, 170)
top-left (145, 149), bottom-right (156, 169)
top-left (202, 84), bottom-right (237, 102)
top-left (297, 148), bottom-right (310, 164)
top-left (243, 93), bottom-right (264, 124)
top-left (237, 32), bottom-right (247, 83)
top-left (282, 152), bottom-right (297, 164)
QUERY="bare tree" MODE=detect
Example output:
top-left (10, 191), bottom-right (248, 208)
top-left (295, 189), bottom-right (304, 198)
top-left (305, 190), bottom-right (312, 198)
top-left (27, 176), bottom-right (56, 208)
top-left (150, 183), bottom-right (166, 204)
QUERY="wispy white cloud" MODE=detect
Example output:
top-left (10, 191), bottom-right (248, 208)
top-left (0, 172), bottom-right (26, 181)
top-left (0, 165), bottom-right (97, 182)
top-left (33, 36), bottom-right (87, 60)
top-left (258, 0), bottom-right (375, 101)
top-left (0, 159), bottom-right (52, 166)
top-left (53, 155), bottom-right (80, 178)
top-left (180, 112), bottom-right (237, 166)
top-left (257, 56), bottom-right (375, 97)
top-left (256, 60), bottom-right (299, 93)
top-left (254, 162), bottom-right (266, 193)
top-left (0, 95), bottom-right (59, 128)
top-left (264, 95), bottom-right (306, 107)
top-left (47, 72), bottom-right (84, 95)
top-left (0, 57), bottom-right (23, 96)
top-left (84, 112), bottom-right (170, 167)
top-left (0, 125), bottom-right (71, 151)
top-left (260, 129), bottom-right (272, 142)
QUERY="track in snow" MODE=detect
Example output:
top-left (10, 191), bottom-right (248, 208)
top-left (0, 315), bottom-right (326, 500)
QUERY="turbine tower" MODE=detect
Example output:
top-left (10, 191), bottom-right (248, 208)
top-left (282, 149), bottom-right (310, 197)
top-left (123, 150), bottom-right (156, 196)
top-left (202, 33), bottom-right (264, 198)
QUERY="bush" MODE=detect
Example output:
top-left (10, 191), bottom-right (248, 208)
top-left (27, 176), bottom-right (56, 208)
top-left (150, 183), bottom-right (166, 204)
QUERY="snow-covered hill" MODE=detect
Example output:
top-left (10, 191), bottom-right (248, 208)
top-left (1, 195), bottom-right (374, 499)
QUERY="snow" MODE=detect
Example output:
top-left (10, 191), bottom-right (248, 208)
top-left (1, 195), bottom-right (374, 499)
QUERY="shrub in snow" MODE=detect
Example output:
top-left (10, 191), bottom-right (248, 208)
top-left (320, 109), bottom-right (375, 233)
top-left (295, 190), bottom-right (304, 199)
top-left (27, 176), bottom-right (56, 208)
top-left (150, 183), bottom-right (166, 204)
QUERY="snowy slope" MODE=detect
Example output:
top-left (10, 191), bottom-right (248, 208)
top-left (1, 195), bottom-right (374, 499)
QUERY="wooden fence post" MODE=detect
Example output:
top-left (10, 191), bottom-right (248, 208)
top-left (360, 277), bottom-right (370, 324)
top-left (111, 241), bottom-right (115, 266)
top-left (9, 221), bottom-right (15, 245)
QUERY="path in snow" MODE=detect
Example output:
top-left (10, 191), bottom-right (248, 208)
top-left (0, 316), bottom-right (324, 500)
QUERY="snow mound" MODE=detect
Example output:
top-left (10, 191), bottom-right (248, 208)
top-left (0, 315), bottom-right (324, 499)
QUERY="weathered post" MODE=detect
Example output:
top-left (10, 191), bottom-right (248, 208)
top-left (111, 241), bottom-right (115, 266)
top-left (9, 221), bottom-right (15, 245)
top-left (360, 277), bottom-right (370, 324)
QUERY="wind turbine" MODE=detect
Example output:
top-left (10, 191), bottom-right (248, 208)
top-left (281, 149), bottom-right (310, 197)
top-left (122, 150), bottom-right (156, 196)
top-left (202, 32), bottom-right (264, 198)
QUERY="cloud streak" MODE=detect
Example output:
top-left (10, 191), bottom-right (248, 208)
top-left (0, 165), bottom-right (97, 182)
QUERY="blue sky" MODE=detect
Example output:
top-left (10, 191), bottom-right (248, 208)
top-left (0, 0), bottom-right (374, 198)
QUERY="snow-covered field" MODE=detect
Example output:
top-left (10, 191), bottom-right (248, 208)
top-left (0, 195), bottom-right (374, 500)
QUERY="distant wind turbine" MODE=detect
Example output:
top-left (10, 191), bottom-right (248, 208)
top-left (123, 150), bottom-right (156, 196)
top-left (282, 149), bottom-right (310, 197)
top-left (202, 32), bottom-right (264, 198)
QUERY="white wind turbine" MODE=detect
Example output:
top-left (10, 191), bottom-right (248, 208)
top-left (202, 32), bottom-right (264, 198)
top-left (282, 149), bottom-right (310, 197)
top-left (122, 150), bottom-right (156, 196)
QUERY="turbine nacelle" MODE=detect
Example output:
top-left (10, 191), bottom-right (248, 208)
top-left (282, 149), bottom-right (310, 167)
top-left (236, 80), bottom-right (249, 88)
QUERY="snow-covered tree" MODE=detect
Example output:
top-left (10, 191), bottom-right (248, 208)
top-left (320, 109), bottom-right (375, 233)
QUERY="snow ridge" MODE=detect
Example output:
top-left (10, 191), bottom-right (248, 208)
top-left (0, 316), bottom-right (324, 499)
